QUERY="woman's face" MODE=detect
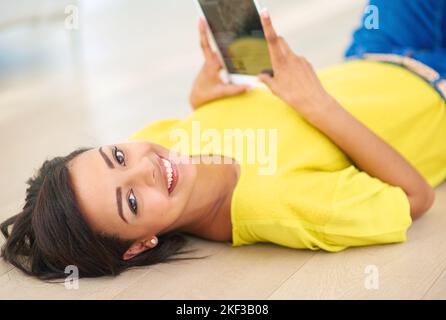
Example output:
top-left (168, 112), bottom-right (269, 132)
top-left (68, 141), bottom-right (197, 242)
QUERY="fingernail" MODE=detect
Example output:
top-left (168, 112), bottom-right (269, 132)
top-left (260, 69), bottom-right (274, 77)
top-left (261, 8), bottom-right (269, 19)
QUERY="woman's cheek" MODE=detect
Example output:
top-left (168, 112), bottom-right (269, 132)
top-left (143, 192), bottom-right (170, 219)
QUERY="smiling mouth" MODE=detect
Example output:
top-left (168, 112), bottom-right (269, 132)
top-left (159, 156), bottom-right (179, 194)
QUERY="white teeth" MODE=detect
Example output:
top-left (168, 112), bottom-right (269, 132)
top-left (162, 159), bottom-right (170, 167)
top-left (161, 158), bottom-right (174, 191)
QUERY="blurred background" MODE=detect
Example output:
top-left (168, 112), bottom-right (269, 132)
top-left (0, 0), bottom-right (367, 220)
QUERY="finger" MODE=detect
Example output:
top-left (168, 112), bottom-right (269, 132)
top-left (198, 17), bottom-right (214, 61)
top-left (277, 36), bottom-right (292, 57)
top-left (260, 8), bottom-right (285, 66)
top-left (206, 51), bottom-right (223, 70)
top-left (257, 73), bottom-right (275, 89)
top-left (221, 84), bottom-right (251, 96)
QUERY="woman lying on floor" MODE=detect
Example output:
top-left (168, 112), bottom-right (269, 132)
top-left (1, 0), bottom-right (446, 280)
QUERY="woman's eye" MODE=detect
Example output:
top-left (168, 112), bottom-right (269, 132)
top-left (128, 190), bottom-right (137, 215)
top-left (113, 146), bottom-right (126, 166)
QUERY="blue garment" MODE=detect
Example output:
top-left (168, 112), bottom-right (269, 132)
top-left (345, 0), bottom-right (446, 79)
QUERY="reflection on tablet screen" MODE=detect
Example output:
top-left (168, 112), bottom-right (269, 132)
top-left (198, 0), bottom-right (272, 75)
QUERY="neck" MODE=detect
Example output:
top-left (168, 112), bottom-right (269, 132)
top-left (176, 155), bottom-right (237, 236)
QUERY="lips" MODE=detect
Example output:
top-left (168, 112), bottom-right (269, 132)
top-left (158, 156), bottom-right (179, 195)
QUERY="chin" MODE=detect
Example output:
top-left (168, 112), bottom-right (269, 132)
top-left (174, 160), bottom-right (197, 196)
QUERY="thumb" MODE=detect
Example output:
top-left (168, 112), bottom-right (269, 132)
top-left (257, 73), bottom-right (275, 88)
top-left (209, 52), bottom-right (223, 70)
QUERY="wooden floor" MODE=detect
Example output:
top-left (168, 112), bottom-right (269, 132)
top-left (1, 0), bottom-right (446, 299)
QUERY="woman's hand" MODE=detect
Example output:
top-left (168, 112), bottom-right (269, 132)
top-left (189, 18), bottom-right (251, 110)
top-left (257, 9), bottom-right (331, 117)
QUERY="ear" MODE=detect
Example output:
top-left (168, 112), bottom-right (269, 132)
top-left (122, 238), bottom-right (156, 261)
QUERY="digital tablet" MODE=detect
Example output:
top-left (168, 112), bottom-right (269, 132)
top-left (194, 0), bottom-right (273, 87)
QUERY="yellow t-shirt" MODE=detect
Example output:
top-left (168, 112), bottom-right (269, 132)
top-left (128, 60), bottom-right (446, 252)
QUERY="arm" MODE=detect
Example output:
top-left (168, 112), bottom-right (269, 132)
top-left (257, 9), bottom-right (435, 219)
top-left (305, 96), bottom-right (435, 219)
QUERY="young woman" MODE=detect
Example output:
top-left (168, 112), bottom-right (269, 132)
top-left (1, 0), bottom-right (445, 280)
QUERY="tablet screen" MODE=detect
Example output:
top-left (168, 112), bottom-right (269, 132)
top-left (197, 0), bottom-right (272, 75)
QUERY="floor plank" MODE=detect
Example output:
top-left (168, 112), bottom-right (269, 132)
top-left (268, 184), bottom-right (446, 300)
top-left (423, 267), bottom-right (446, 300)
top-left (113, 240), bottom-right (315, 300)
top-left (0, 263), bottom-right (151, 300)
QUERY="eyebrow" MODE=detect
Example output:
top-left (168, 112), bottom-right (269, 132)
top-left (116, 187), bottom-right (128, 224)
top-left (99, 147), bottom-right (114, 169)
top-left (98, 147), bottom-right (128, 224)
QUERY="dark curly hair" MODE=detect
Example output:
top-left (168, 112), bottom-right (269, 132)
top-left (0, 147), bottom-right (207, 281)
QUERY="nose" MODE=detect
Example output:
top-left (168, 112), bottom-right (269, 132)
top-left (124, 156), bottom-right (156, 187)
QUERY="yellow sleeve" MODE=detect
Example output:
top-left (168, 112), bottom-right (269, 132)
top-left (322, 165), bottom-right (413, 251)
